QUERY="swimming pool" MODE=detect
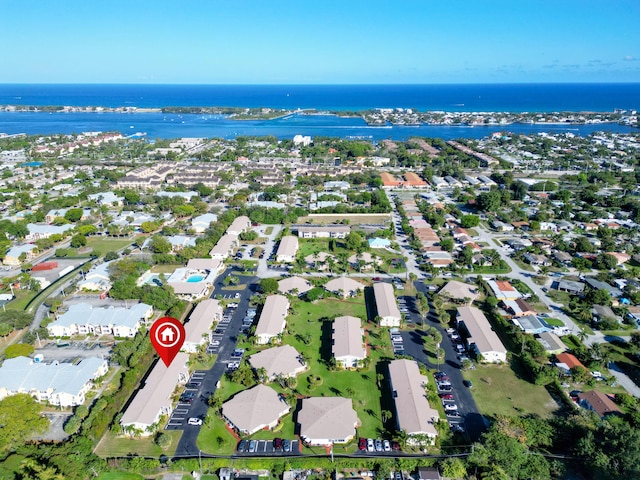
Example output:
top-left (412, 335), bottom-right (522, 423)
top-left (186, 275), bottom-right (204, 283)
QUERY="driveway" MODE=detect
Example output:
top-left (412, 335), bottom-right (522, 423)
top-left (255, 225), bottom-right (282, 278)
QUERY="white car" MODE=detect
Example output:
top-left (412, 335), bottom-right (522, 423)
top-left (367, 438), bottom-right (375, 452)
top-left (383, 439), bottom-right (391, 452)
top-left (187, 417), bottom-right (203, 426)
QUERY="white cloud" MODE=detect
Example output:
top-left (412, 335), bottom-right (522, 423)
top-left (623, 55), bottom-right (637, 61)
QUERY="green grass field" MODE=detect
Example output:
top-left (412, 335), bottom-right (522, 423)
top-left (97, 473), bottom-right (144, 480)
top-left (197, 415), bottom-right (239, 454)
top-left (464, 362), bottom-right (560, 419)
top-left (150, 264), bottom-right (183, 274)
top-left (94, 430), bottom-right (182, 458)
top-left (5, 289), bottom-right (37, 310)
top-left (543, 317), bottom-right (565, 327)
top-left (198, 295), bottom-right (394, 455)
top-left (86, 236), bottom-right (137, 254)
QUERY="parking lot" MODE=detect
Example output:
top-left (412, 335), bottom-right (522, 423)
top-left (34, 341), bottom-right (112, 363)
top-left (166, 371), bottom-right (207, 429)
top-left (206, 305), bottom-right (237, 354)
top-left (397, 295), bottom-right (417, 322)
top-left (236, 439), bottom-right (300, 456)
top-left (390, 328), bottom-right (404, 356)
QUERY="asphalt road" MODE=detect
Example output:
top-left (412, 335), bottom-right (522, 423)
top-left (172, 265), bottom-right (258, 457)
top-left (399, 281), bottom-right (486, 441)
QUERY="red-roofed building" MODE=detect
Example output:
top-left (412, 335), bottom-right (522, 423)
top-left (556, 352), bottom-right (586, 373)
top-left (381, 172), bottom-right (401, 188)
top-left (577, 391), bottom-right (621, 418)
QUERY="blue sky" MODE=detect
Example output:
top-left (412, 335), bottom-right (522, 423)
top-left (1, 0), bottom-right (639, 84)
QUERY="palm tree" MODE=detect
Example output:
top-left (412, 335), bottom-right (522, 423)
top-left (576, 329), bottom-right (588, 344)
top-left (256, 367), bottom-right (268, 383)
top-left (393, 430), bottom-right (409, 450)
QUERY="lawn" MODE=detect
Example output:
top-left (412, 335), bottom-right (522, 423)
top-left (543, 317), bottom-right (565, 327)
top-left (298, 213), bottom-right (391, 225)
top-left (97, 473), bottom-right (144, 480)
top-left (198, 414), bottom-right (239, 455)
top-left (464, 362), bottom-right (561, 419)
top-left (199, 295), bottom-right (393, 455)
top-left (296, 239), bottom-right (405, 275)
top-left (94, 430), bottom-right (182, 458)
top-left (151, 264), bottom-right (182, 274)
top-left (603, 341), bottom-right (640, 387)
top-left (86, 236), bottom-right (138, 254)
top-left (5, 289), bottom-right (37, 310)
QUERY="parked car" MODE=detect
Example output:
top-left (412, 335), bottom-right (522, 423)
top-left (383, 439), bottom-right (391, 452)
top-left (273, 438), bottom-right (283, 450)
top-left (248, 440), bottom-right (257, 453)
top-left (283, 439), bottom-right (291, 452)
top-left (451, 424), bottom-right (466, 434)
top-left (375, 439), bottom-right (383, 452)
top-left (440, 393), bottom-right (454, 400)
top-left (359, 438), bottom-right (367, 451)
top-left (444, 403), bottom-right (458, 411)
top-left (367, 438), bottom-right (374, 452)
top-left (391, 441), bottom-right (400, 451)
top-left (187, 417), bottom-right (203, 426)
top-left (238, 440), bottom-right (247, 452)
top-left (463, 379), bottom-right (473, 388)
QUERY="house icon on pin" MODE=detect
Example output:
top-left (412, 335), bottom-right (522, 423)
top-left (161, 326), bottom-right (175, 343)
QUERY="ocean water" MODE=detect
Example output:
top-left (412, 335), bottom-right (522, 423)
top-left (2, 83), bottom-right (640, 112)
top-left (0, 84), bottom-right (639, 140)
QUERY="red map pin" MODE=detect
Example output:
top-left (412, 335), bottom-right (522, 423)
top-left (150, 316), bottom-right (185, 367)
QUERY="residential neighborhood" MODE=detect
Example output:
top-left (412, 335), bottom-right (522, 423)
top-left (0, 128), bottom-right (639, 480)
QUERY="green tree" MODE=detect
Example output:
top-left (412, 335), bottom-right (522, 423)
top-left (439, 238), bottom-right (454, 252)
top-left (460, 214), bottom-right (481, 228)
top-left (104, 251), bottom-right (119, 261)
top-left (0, 394), bottom-right (49, 456)
top-left (123, 190), bottom-right (140, 205)
top-left (469, 424), bottom-right (550, 480)
top-left (154, 432), bottom-right (172, 449)
top-left (305, 287), bottom-right (324, 302)
top-left (70, 234), bottom-right (87, 248)
top-left (140, 221), bottom-right (159, 233)
top-left (76, 224), bottom-right (97, 236)
top-left (344, 231), bottom-right (363, 250)
top-left (476, 190), bottom-right (502, 212)
top-left (441, 457), bottom-right (467, 479)
top-left (576, 416), bottom-right (640, 480)
top-left (149, 235), bottom-right (172, 254)
top-left (64, 208), bottom-right (83, 223)
top-left (260, 277), bottom-right (279, 294)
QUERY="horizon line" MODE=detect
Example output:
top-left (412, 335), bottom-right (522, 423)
top-left (2, 81), bottom-right (640, 86)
